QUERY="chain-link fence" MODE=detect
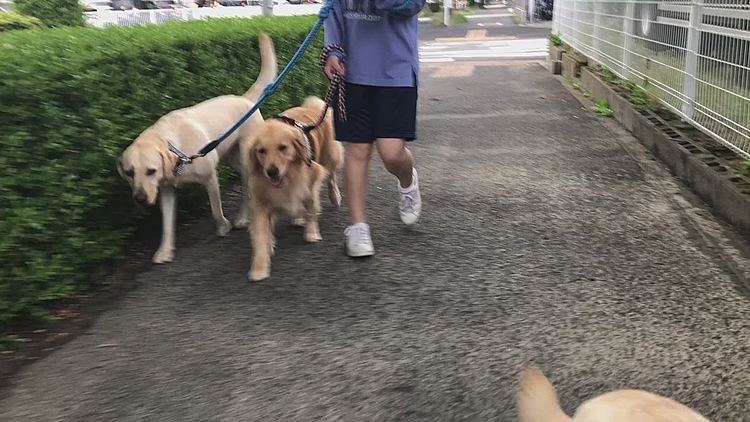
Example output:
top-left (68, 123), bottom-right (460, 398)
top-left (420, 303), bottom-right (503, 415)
top-left (554, 0), bottom-right (750, 158)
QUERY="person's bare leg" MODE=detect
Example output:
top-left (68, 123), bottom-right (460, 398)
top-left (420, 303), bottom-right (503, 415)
top-left (344, 142), bottom-right (373, 224)
top-left (377, 138), bottom-right (421, 225)
top-left (376, 138), bottom-right (414, 188)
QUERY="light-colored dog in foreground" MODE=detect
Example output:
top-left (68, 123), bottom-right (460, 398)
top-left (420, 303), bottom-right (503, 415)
top-left (117, 33), bottom-right (277, 264)
top-left (242, 96), bottom-right (343, 281)
top-left (518, 368), bottom-right (709, 422)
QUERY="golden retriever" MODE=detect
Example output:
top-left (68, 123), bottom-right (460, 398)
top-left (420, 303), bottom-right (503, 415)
top-left (117, 33), bottom-right (277, 264)
top-left (242, 96), bottom-right (343, 281)
top-left (518, 368), bottom-right (709, 422)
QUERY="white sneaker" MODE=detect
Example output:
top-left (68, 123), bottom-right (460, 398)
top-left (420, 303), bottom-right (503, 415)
top-left (399, 168), bottom-right (422, 226)
top-left (344, 223), bottom-right (375, 257)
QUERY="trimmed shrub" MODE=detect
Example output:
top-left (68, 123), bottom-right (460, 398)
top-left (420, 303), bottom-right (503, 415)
top-left (0, 17), bottom-right (327, 333)
top-left (0, 11), bottom-right (43, 32)
top-left (13, 0), bottom-right (86, 28)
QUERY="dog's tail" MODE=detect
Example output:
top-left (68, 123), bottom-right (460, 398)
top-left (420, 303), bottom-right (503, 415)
top-left (302, 96), bottom-right (327, 112)
top-left (243, 32), bottom-right (278, 102)
top-left (518, 368), bottom-right (573, 422)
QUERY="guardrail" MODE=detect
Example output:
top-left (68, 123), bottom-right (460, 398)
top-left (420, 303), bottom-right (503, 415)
top-left (554, 0), bottom-right (750, 158)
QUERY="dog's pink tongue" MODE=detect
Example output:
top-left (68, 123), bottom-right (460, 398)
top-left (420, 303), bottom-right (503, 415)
top-left (270, 178), bottom-right (283, 187)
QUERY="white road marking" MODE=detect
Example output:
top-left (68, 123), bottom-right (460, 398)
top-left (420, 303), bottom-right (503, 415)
top-left (466, 13), bottom-right (512, 19)
top-left (419, 38), bottom-right (548, 62)
top-left (420, 57), bottom-right (456, 63)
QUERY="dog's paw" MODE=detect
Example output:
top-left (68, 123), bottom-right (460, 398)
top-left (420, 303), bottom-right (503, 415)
top-left (233, 217), bottom-right (250, 229)
top-left (291, 217), bottom-right (306, 227)
top-left (152, 248), bottom-right (174, 264)
top-left (248, 267), bottom-right (270, 282)
top-left (216, 218), bottom-right (232, 237)
top-left (305, 231), bottom-right (323, 243)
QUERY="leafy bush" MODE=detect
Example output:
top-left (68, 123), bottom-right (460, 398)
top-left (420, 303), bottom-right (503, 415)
top-left (549, 33), bottom-right (563, 47)
top-left (0, 17), bottom-right (327, 333)
top-left (591, 99), bottom-right (613, 117)
top-left (0, 11), bottom-right (43, 32)
top-left (13, 0), bottom-right (86, 27)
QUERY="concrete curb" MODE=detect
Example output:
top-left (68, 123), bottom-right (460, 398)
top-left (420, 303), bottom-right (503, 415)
top-left (577, 66), bottom-right (750, 239)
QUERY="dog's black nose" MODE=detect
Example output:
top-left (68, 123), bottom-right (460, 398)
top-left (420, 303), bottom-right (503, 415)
top-left (266, 166), bottom-right (279, 179)
top-left (134, 191), bottom-right (148, 204)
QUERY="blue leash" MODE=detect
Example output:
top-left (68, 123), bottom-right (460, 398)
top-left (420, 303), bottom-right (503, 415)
top-left (169, 0), bottom-right (336, 169)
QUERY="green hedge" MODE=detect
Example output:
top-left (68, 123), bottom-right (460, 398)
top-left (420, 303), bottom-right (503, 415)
top-left (13, 0), bottom-right (86, 28)
top-left (0, 11), bottom-right (43, 32)
top-left (0, 17), bottom-right (327, 333)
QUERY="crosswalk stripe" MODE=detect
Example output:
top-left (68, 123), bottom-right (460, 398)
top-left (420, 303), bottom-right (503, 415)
top-left (419, 38), bottom-right (548, 62)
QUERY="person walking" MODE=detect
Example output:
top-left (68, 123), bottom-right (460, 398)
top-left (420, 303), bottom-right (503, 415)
top-left (323, 0), bottom-right (426, 257)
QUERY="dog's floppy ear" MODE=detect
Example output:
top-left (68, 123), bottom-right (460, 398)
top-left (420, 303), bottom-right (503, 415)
top-left (116, 156), bottom-right (125, 179)
top-left (159, 151), bottom-right (176, 185)
top-left (293, 133), bottom-right (312, 166)
top-left (244, 136), bottom-right (263, 174)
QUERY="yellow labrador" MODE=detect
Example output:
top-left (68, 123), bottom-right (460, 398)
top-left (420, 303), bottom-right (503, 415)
top-left (242, 96), bottom-right (343, 281)
top-left (518, 368), bottom-right (709, 422)
top-left (117, 33), bottom-right (277, 264)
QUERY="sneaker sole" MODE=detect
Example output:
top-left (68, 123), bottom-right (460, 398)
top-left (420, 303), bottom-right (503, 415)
top-left (348, 251), bottom-right (375, 258)
top-left (344, 243), bottom-right (375, 258)
top-left (400, 207), bottom-right (422, 226)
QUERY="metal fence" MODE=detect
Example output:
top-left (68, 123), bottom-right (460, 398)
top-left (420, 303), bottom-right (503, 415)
top-left (84, 4), bottom-right (321, 27)
top-left (553, 0), bottom-right (750, 159)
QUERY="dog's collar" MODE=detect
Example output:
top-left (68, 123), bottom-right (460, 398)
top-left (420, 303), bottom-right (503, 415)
top-left (271, 114), bottom-right (316, 166)
top-left (167, 142), bottom-right (192, 175)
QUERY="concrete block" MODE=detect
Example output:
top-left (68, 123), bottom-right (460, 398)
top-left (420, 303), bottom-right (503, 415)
top-left (562, 53), bottom-right (585, 79)
top-left (550, 60), bottom-right (562, 75)
top-left (548, 45), bottom-right (564, 61)
top-left (576, 66), bottom-right (750, 239)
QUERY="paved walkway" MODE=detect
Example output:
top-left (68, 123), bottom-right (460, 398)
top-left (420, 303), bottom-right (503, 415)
top-left (2, 18), bottom-right (750, 422)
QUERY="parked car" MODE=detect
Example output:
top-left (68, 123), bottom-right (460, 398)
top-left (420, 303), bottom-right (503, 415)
top-left (112, 0), bottom-right (134, 9)
top-left (83, 0), bottom-right (114, 11)
top-left (136, 0), bottom-right (179, 8)
top-left (218, 0), bottom-right (248, 5)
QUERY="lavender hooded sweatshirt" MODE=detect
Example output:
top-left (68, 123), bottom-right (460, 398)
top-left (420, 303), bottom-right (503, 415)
top-left (324, 0), bottom-right (426, 87)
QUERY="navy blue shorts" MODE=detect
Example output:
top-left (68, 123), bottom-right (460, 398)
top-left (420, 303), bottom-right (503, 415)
top-left (334, 83), bottom-right (418, 143)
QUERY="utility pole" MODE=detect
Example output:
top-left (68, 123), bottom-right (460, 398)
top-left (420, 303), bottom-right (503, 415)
top-left (443, 0), bottom-right (451, 26)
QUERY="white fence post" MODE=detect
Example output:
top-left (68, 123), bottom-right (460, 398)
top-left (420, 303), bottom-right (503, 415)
top-left (592, 0), bottom-right (603, 62)
top-left (622, 1), bottom-right (635, 79)
top-left (263, 0), bottom-right (274, 16)
top-left (551, 0), bottom-right (559, 33)
top-left (682, 0), bottom-right (703, 119)
top-left (527, 0), bottom-right (534, 23)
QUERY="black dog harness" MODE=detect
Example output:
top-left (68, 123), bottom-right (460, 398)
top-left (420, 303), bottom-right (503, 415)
top-left (271, 114), bottom-right (317, 166)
